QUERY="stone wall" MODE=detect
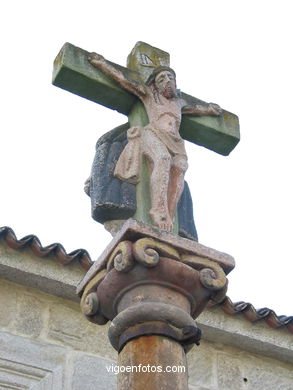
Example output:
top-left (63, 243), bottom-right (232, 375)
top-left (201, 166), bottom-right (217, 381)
top-left (0, 243), bottom-right (292, 389)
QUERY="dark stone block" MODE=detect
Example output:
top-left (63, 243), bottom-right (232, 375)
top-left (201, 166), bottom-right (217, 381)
top-left (178, 182), bottom-right (198, 241)
top-left (89, 123), bottom-right (136, 223)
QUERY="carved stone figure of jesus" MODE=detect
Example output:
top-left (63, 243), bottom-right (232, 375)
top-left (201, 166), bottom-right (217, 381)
top-left (89, 54), bottom-right (222, 231)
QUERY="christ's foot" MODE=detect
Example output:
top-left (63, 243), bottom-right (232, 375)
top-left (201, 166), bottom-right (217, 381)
top-left (150, 210), bottom-right (173, 232)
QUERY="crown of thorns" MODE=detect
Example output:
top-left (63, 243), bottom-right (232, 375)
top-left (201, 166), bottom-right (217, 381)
top-left (145, 66), bottom-right (176, 85)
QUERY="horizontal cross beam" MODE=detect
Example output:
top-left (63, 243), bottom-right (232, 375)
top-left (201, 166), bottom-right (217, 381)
top-left (53, 43), bottom-right (240, 156)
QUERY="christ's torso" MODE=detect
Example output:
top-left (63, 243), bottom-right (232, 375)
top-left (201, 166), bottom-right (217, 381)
top-left (143, 92), bottom-right (182, 137)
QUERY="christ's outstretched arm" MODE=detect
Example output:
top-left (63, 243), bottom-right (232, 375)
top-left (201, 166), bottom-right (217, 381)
top-left (89, 53), bottom-right (146, 98)
top-left (182, 103), bottom-right (222, 116)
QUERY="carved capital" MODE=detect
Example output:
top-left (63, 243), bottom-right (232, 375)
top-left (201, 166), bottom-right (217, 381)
top-left (77, 219), bottom-right (235, 351)
top-left (107, 241), bottom-right (134, 272)
top-left (133, 237), bottom-right (180, 267)
top-left (81, 292), bottom-right (99, 316)
top-left (181, 254), bottom-right (228, 302)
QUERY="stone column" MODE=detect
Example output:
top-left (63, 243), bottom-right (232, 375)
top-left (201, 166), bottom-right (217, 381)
top-left (118, 336), bottom-right (187, 390)
top-left (77, 219), bottom-right (234, 390)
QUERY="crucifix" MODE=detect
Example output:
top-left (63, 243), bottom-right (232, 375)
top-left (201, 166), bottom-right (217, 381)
top-left (53, 41), bottom-right (239, 235)
top-left (53, 41), bottom-right (238, 390)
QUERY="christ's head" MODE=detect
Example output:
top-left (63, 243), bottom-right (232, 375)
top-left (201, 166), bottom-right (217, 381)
top-left (146, 67), bottom-right (177, 99)
top-left (154, 70), bottom-right (177, 98)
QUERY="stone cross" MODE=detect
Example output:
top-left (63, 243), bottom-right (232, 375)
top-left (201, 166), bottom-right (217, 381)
top-left (53, 42), bottom-right (238, 389)
top-left (53, 42), bottom-right (240, 232)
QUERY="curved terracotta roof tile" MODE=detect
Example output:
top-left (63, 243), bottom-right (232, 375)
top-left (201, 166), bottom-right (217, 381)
top-left (210, 296), bottom-right (293, 334)
top-left (0, 226), bottom-right (93, 271)
top-left (0, 226), bottom-right (292, 333)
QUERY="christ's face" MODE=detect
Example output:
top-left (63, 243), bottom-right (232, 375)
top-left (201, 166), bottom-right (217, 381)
top-left (154, 71), bottom-right (177, 98)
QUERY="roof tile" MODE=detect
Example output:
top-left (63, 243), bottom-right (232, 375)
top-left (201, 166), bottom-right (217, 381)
top-left (1, 226), bottom-right (292, 334)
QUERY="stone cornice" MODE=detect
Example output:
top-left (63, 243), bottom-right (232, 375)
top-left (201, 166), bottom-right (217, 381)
top-left (1, 225), bottom-right (292, 335)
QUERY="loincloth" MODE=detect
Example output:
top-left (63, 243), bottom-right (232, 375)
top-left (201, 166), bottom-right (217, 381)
top-left (114, 124), bottom-right (187, 184)
top-left (144, 124), bottom-right (186, 157)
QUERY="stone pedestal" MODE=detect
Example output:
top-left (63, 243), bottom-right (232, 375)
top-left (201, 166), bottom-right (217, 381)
top-left (77, 219), bottom-right (235, 389)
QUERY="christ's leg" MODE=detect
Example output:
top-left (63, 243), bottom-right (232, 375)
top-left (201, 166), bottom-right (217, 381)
top-left (168, 154), bottom-right (188, 222)
top-left (142, 130), bottom-right (173, 231)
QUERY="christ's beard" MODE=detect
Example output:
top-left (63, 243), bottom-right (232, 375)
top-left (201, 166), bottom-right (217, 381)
top-left (161, 83), bottom-right (177, 99)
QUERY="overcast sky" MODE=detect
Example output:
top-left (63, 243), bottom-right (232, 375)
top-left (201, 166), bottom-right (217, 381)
top-left (1, 1), bottom-right (292, 316)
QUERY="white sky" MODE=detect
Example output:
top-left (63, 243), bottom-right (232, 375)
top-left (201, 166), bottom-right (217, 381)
top-left (1, 1), bottom-right (292, 316)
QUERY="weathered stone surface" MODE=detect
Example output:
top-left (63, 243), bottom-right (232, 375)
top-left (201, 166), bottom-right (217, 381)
top-left (48, 301), bottom-right (117, 361)
top-left (240, 353), bottom-right (293, 390)
top-left (127, 41), bottom-right (170, 83)
top-left (187, 340), bottom-right (216, 389)
top-left (178, 182), bottom-right (198, 240)
top-left (0, 244), bottom-right (86, 302)
top-left (217, 353), bottom-right (242, 390)
top-left (0, 331), bottom-right (66, 389)
top-left (197, 306), bottom-right (293, 364)
top-left (48, 303), bottom-right (88, 349)
top-left (88, 123), bottom-right (137, 223)
top-left (53, 42), bottom-right (137, 115)
top-left (0, 281), bottom-right (16, 327)
top-left (180, 97), bottom-right (239, 156)
top-left (216, 350), bottom-right (293, 390)
top-left (15, 293), bottom-right (44, 337)
top-left (72, 354), bottom-right (117, 390)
